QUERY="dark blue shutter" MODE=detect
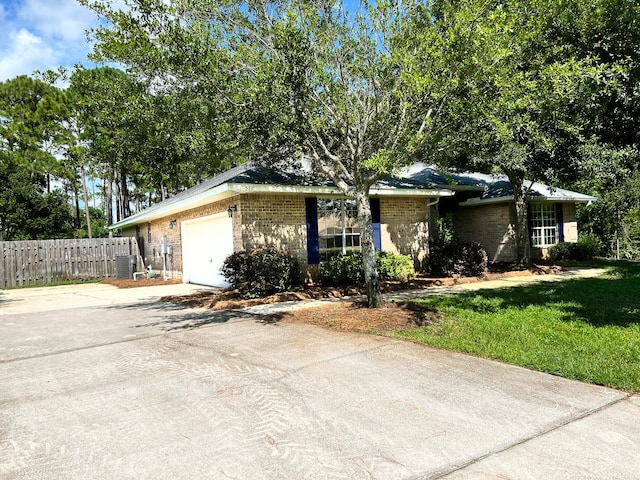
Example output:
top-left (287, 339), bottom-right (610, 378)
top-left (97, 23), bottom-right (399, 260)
top-left (305, 197), bottom-right (320, 264)
top-left (527, 204), bottom-right (533, 247)
top-left (371, 197), bottom-right (382, 252)
top-left (556, 203), bottom-right (564, 243)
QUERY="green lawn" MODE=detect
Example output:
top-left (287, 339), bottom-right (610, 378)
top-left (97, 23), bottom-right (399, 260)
top-left (393, 261), bottom-right (640, 392)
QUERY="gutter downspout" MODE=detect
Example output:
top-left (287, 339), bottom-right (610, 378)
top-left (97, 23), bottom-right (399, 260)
top-left (426, 197), bottom-right (440, 258)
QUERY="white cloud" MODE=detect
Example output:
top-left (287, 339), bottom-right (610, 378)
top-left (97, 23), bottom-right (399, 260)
top-left (18, 0), bottom-right (97, 43)
top-left (0, 28), bottom-right (56, 81)
top-left (0, 0), bottom-right (98, 81)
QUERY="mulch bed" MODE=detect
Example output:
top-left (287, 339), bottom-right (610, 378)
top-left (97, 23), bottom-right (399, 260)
top-left (148, 263), bottom-right (563, 311)
top-left (101, 263), bottom-right (564, 334)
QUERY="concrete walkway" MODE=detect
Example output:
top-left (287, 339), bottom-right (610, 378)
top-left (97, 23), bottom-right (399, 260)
top-left (1, 268), bottom-right (638, 479)
top-left (240, 266), bottom-right (609, 315)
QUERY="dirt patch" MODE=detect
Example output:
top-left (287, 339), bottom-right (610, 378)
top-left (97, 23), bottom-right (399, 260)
top-left (101, 277), bottom-right (183, 288)
top-left (157, 263), bottom-right (563, 310)
top-left (275, 300), bottom-right (442, 333)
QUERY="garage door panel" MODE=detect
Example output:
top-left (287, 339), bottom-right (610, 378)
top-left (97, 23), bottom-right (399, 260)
top-left (181, 213), bottom-right (233, 287)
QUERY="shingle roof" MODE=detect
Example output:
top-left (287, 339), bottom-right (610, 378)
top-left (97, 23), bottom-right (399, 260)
top-left (110, 162), bottom-right (448, 229)
top-left (403, 163), bottom-right (597, 203)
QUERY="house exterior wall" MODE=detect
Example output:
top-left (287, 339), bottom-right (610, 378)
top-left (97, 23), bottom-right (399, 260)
top-left (122, 193), bottom-right (434, 280)
top-left (453, 201), bottom-right (580, 263)
top-left (121, 196), bottom-right (241, 277)
top-left (239, 193), bottom-right (309, 265)
top-left (454, 203), bottom-right (518, 263)
top-left (379, 197), bottom-right (430, 268)
top-left (562, 203), bottom-right (578, 242)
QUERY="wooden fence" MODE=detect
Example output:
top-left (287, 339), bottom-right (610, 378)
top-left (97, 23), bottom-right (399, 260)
top-left (0, 237), bottom-right (141, 288)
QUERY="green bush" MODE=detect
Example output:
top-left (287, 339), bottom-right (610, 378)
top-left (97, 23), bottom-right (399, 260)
top-left (320, 252), bottom-right (363, 285)
top-left (548, 236), bottom-right (602, 261)
top-left (320, 251), bottom-right (416, 285)
top-left (578, 233), bottom-right (606, 258)
top-left (429, 240), bottom-right (488, 277)
top-left (376, 252), bottom-right (415, 282)
top-left (221, 246), bottom-right (300, 297)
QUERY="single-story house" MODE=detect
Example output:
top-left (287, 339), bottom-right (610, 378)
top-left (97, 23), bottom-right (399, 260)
top-left (110, 162), bottom-right (596, 286)
top-left (110, 162), bottom-right (454, 286)
top-left (403, 163), bottom-right (597, 262)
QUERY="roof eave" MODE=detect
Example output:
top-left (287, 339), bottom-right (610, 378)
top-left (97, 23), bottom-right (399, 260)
top-left (110, 182), bottom-right (455, 230)
top-left (458, 195), bottom-right (596, 207)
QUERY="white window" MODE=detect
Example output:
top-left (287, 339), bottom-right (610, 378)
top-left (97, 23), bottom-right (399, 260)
top-left (317, 198), bottom-right (360, 261)
top-left (530, 203), bottom-right (557, 247)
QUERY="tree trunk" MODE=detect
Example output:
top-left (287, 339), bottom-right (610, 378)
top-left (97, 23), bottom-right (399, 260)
top-left (104, 174), bottom-right (114, 226)
top-left (507, 172), bottom-right (531, 265)
top-left (73, 183), bottom-right (81, 230)
top-left (355, 190), bottom-right (383, 307)
top-left (81, 165), bottom-right (92, 239)
top-left (120, 168), bottom-right (131, 218)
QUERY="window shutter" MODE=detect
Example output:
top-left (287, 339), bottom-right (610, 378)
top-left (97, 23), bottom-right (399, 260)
top-left (556, 203), bottom-right (564, 243)
top-left (305, 197), bottom-right (320, 264)
top-left (371, 197), bottom-right (382, 252)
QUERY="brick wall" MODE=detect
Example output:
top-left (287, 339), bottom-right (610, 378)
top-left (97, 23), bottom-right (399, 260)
top-left (122, 196), bottom-right (241, 277)
top-left (453, 201), bottom-right (580, 263)
top-left (379, 197), bottom-right (430, 267)
top-left (454, 203), bottom-right (518, 262)
top-left (123, 193), bottom-right (434, 278)
top-left (239, 193), bottom-right (308, 265)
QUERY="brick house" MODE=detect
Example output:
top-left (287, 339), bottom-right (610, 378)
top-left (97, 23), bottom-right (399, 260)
top-left (110, 163), bottom-right (453, 286)
top-left (404, 164), bottom-right (596, 262)
top-left (110, 162), bottom-right (595, 286)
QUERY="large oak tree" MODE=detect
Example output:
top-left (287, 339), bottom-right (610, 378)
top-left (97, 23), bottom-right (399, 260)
top-left (82, 0), bottom-right (478, 306)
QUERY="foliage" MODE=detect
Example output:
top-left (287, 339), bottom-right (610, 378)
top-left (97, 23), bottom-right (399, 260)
top-left (376, 252), bottom-right (415, 283)
top-left (74, 207), bottom-right (109, 239)
top-left (393, 261), bottom-right (640, 392)
top-left (0, 76), bottom-right (76, 240)
top-left (321, 252), bottom-right (415, 285)
top-left (428, 214), bottom-right (488, 277)
top-left (81, 0), bottom-right (485, 307)
top-left (320, 253), bottom-right (364, 285)
top-left (575, 153), bottom-right (640, 259)
top-left (429, 240), bottom-right (488, 278)
top-left (434, 0), bottom-right (636, 265)
top-left (221, 247), bottom-right (300, 298)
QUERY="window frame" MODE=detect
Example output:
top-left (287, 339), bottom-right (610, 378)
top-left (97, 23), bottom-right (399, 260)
top-left (317, 197), bottom-right (361, 261)
top-left (530, 203), bottom-right (557, 247)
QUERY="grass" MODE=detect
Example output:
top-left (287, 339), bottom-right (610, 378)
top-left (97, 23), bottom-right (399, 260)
top-left (392, 260), bottom-right (640, 392)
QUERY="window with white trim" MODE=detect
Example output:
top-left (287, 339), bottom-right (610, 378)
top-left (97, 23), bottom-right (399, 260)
top-left (317, 198), bottom-right (360, 261)
top-left (530, 203), bottom-right (556, 247)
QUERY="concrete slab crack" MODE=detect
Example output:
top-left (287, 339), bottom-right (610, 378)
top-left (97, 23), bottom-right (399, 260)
top-left (410, 392), bottom-right (635, 480)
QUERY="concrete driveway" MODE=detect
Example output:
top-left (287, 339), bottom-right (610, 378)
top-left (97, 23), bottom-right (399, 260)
top-left (1, 282), bottom-right (638, 479)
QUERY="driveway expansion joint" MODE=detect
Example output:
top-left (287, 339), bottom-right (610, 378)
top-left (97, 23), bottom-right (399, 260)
top-left (420, 391), bottom-right (633, 480)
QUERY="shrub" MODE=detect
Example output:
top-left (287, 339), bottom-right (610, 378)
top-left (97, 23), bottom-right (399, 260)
top-left (320, 252), bottom-right (363, 285)
top-left (320, 251), bottom-right (416, 285)
top-left (578, 233), bottom-right (605, 258)
top-left (221, 247), bottom-right (300, 297)
top-left (429, 239), bottom-right (488, 277)
top-left (376, 252), bottom-right (415, 282)
top-left (547, 242), bottom-right (575, 261)
top-left (548, 236), bottom-right (602, 262)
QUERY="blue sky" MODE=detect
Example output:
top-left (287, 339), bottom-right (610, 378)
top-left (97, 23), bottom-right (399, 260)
top-left (0, 0), bottom-right (99, 81)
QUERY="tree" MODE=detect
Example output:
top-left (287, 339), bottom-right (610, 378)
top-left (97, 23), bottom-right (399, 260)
top-left (432, 0), bottom-right (631, 264)
top-left (83, 0), bottom-right (474, 306)
top-left (0, 75), bottom-right (75, 240)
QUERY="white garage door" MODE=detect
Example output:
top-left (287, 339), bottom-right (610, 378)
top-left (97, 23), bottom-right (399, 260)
top-left (181, 213), bottom-right (234, 287)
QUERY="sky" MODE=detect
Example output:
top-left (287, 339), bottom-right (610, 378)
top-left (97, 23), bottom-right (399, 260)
top-left (0, 0), bottom-right (100, 82)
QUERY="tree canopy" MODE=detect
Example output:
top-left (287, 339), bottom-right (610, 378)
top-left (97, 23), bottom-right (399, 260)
top-left (82, 0), bottom-right (482, 305)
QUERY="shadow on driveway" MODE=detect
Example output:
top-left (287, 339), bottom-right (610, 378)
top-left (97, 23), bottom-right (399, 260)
top-left (104, 300), bottom-right (285, 332)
